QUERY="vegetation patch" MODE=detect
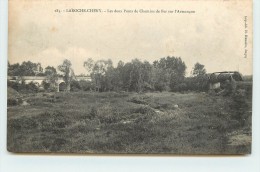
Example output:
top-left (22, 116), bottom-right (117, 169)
top-left (7, 90), bottom-right (252, 154)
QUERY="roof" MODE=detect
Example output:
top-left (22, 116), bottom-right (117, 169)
top-left (208, 71), bottom-right (243, 83)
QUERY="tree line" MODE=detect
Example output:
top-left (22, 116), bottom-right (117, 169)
top-left (8, 56), bottom-right (209, 93)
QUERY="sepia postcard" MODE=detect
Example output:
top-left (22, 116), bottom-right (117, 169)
top-left (7, 0), bottom-right (253, 154)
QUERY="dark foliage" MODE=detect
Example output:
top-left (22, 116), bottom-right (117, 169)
top-left (7, 98), bottom-right (23, 106)
top-left (8, 59), bottom-right (216, 93)
top-left (8, 80), bottom-right (39, 93)
top-left (8, 61), bottom-right (44, 76)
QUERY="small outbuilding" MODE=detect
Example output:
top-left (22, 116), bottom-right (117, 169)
top-left (208, 71), bottom-right (243, 95)
top-left (209, 71), bottom-right (243, 84)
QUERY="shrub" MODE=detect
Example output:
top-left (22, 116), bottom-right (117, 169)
top-left (37, 111), bottom-right (72, 131)
top-left (8, 80), bottom-right (23, 92)
top-left (25, 82), bottom-right (39, 93)
top-left (179, 75), bottom-right (209, 92)
top-left (42, 80), bottom-right (51, 90)
top-left (7, 98), bottom-right (23, 106)
top-left (70, 80), bottom-right (81, 92)
top-left (96, 104), bottom-right (120, 124)
top-left (232, 89), bottom-right (247, 107)
top-left (128, 95), bottom-right (150, 105)
top-left (154, 82), bottom-right (167, 92)
top-left (171, 83), bottom-right (187, 92)
top-left (79, 80), bottom-right (95, 91)
top-left (230, 89), bottom-right (249, 124)
top-left (130, 105), bottom-right (155, 115)
top-left (8, 80), bottom-right (39, 93)
top-left (87, 106), bottom-right (97, 119)
top-left (8, 116), bottom-right (38, 133)
top-left (142, 82), bottom-right (154, 92)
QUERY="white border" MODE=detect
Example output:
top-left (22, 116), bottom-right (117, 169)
top-left (1, 0), bottom-right (259, 172)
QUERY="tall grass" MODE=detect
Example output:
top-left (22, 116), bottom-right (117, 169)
top-left (7, 91), bottom-right (252, 154)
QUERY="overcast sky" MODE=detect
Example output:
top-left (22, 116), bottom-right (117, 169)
top-left (8, 0), bottom-right (252, 76)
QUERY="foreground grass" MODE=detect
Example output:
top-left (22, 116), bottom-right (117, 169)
top-left (7, 90), bottom-right (252, 154)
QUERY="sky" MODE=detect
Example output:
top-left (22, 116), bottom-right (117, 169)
top-left (8, 0), bottom-right (253, 76)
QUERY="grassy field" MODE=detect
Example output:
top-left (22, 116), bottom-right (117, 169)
top-left (7, 86), bottom-right (252, 154)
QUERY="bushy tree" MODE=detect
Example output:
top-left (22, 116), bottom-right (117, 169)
top-left (153, 56), bottom-right (186, 91)
top-left (192, 62), bottom-right (206, 76)
top-left (115, 59), bottom-right (153, 92)
top-left (185, 62), bottom-right (209, 92)
top-left (83, 57), bottom-right (187, 92)
top-left (84, 58), bottom-right (113, 92)
top-left (8, 63), bottom-right (20, 76)
top-left (58, 59), bottom-right (75, 92)
top-left (78, 80), bottom-right (95, 91)
top-left (44, 66), bottom-right (58, 90)
top-left (8, 61), bottom-right (43, 76)
top-left (8, 80), bottom-right (39, 93)
top-left (70, 80), bottom-right (82, 91)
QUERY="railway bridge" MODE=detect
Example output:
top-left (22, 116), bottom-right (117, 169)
top-left (7, 76), bottom-right (91, 92)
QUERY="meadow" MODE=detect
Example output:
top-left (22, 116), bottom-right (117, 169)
top-left (7, 87), bottom-right (252, 154)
